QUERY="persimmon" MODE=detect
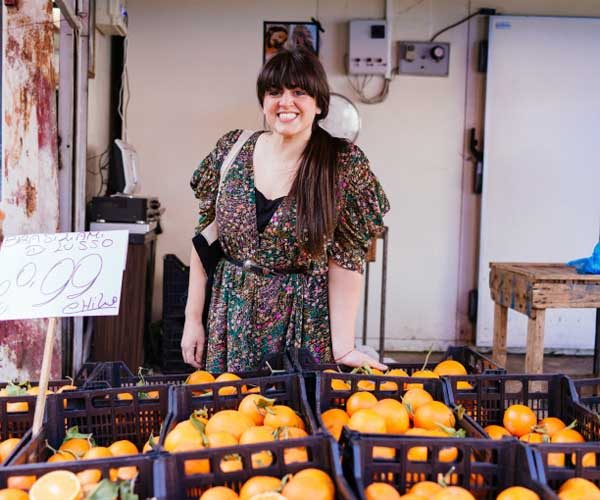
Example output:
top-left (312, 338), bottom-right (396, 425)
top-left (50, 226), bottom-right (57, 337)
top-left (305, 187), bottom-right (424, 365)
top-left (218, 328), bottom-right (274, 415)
top-left (503, 405), bottom-right (537, 437)
top-left (364, 482), bottom-right (401, 500)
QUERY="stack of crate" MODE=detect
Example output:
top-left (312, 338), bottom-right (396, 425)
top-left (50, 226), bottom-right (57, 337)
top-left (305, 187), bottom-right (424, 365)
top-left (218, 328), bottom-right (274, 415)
top-left (161, 254), bottom-right (191, 373)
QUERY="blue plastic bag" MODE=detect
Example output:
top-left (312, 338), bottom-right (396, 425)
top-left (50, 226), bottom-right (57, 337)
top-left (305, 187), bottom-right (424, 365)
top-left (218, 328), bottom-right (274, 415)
top-left (567, 241), bottom-right (600, 274)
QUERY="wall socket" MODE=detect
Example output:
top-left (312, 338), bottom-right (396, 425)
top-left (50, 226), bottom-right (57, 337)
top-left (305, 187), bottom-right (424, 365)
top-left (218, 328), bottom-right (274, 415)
top-left (398, 41), bottom-right (450, 77)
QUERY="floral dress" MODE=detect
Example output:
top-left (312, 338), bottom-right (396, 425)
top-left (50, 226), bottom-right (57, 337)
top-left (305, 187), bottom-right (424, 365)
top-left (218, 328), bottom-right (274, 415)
top-left (191, 130), bottom-right (390, 372)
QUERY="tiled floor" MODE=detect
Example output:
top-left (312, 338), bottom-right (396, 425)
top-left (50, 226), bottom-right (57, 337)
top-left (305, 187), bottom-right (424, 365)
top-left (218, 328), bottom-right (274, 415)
top-left (384, 351), bottom-right (596, 378)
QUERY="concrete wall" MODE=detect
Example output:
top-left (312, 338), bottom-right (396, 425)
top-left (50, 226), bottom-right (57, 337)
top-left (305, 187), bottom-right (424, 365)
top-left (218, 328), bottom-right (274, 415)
top-left (124, 0), bottom-right (600, 351)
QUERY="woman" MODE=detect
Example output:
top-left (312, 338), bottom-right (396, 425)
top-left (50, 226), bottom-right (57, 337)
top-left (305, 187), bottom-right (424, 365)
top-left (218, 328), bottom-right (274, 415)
top-left (181, 48), bottom-right (389, 372)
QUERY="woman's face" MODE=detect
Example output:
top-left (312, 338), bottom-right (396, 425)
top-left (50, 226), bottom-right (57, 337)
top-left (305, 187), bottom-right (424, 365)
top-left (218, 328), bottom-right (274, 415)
top-left (262, 87), bottom-right (321, 140)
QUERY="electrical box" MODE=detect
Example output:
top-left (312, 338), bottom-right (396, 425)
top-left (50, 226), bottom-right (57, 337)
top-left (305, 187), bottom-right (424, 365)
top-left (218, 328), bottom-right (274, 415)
top-left (398, 41), bottom-right (450, 77)
top-left (96, 0), bottom-right (128, 36)
top-left (348, 20), bottom-right (389, 75)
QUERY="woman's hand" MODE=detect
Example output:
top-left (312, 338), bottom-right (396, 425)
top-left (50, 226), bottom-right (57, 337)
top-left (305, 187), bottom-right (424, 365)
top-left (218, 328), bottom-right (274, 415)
top-left (181, 319), bottom-right (205, 368)
top-left (335, 348), bottom-right (388, 371)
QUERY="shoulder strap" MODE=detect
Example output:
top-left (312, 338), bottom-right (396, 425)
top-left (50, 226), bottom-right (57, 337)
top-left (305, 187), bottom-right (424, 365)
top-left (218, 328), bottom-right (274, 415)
top-left (217, 129), bottom-right (254, 195)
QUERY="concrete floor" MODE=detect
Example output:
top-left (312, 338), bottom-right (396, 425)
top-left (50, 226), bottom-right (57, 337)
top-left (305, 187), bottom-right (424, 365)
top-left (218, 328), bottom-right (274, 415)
top-left (384, 351), bottom-right (596, 378)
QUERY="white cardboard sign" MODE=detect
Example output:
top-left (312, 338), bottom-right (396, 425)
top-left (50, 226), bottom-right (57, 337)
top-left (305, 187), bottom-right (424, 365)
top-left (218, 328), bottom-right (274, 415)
top-left (0, 231), bottom-right (129, 320)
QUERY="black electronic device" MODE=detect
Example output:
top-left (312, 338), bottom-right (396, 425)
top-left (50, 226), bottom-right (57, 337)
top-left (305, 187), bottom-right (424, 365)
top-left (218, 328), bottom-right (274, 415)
top-left (89, 195), bottom-right (161, 223)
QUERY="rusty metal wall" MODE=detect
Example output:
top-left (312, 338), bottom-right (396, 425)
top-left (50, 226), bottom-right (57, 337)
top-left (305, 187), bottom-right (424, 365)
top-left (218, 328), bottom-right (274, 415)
top-left (1, 0), bottom-right (61, 380)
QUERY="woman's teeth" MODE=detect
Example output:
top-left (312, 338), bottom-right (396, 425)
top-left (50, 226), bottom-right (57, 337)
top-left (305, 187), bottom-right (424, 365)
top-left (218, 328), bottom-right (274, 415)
top-left (278, 113), bottom-right (298, 122)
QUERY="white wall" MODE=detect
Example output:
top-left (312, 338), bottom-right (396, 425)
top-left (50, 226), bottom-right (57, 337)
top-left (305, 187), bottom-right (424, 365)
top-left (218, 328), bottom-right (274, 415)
top-left (86, 28), bottom-right (112, 200)
top-left (125, 0), bottom-right (600, 352)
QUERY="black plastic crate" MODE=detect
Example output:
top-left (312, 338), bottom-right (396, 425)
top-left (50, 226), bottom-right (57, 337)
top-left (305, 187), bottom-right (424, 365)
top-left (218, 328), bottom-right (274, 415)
top-left (0, 428), bottom-right (155, 498)
top-left (163, 254), bottom-right (189, 320)
top-left (160, 373), bottom-right (318, 448)
top-left (568, 377), bottom-right (600, 414)
top-left (161, 318), bottom-right (190, 373)
top-left (153, 434), bottom-right (355, 500)
top-left (293, 346), bottom-right (505, 412)
top-left (534, 442), bottom-right (600, 493)
top-left (446, 374), bottom-right (600, 441)
top-left (314, 371), bottom-right (485, 439)
top-left (342, 431), bottom-right (556, 500)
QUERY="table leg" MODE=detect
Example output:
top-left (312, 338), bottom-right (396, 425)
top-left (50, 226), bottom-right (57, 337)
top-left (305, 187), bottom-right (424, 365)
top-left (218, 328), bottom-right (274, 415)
top-left (492, 303), bottom-right (508, 368)
top-left (525, 309), bottom-right (546, 374)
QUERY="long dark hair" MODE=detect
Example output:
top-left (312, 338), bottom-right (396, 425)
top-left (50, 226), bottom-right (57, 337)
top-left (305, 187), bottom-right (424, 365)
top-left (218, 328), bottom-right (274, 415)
top-left (257, 48), bottom-right (345, 256)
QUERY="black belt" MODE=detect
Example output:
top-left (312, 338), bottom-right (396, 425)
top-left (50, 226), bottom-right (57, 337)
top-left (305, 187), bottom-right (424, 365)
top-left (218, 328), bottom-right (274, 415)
top-left (223, 254), bottom-right (307, 276)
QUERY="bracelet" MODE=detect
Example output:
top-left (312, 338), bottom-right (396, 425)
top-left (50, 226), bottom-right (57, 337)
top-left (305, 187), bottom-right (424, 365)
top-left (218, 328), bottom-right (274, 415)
top-left (334, 348), bottom-right (355, 363)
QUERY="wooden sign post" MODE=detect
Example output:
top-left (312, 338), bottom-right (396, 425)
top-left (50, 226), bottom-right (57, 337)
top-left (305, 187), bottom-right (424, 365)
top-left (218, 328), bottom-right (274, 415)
top-left (0, 230), bottom-right (129, 436)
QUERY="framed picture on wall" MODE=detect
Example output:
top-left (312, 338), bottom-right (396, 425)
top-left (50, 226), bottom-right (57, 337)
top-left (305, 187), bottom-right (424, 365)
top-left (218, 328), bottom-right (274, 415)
top-left (263, 21), bottom-right (319, 62)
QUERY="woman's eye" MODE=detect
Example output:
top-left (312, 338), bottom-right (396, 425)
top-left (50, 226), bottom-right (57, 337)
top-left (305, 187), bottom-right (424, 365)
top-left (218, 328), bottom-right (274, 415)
top-left (294, 89), bottom-right (306, 96)
top-left (268, 89), bottom-right (282, 96)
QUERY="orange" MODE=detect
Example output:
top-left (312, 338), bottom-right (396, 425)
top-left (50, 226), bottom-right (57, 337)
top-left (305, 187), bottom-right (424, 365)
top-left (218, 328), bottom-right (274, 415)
top-left (386, 368), bottom-right (409, 377)
top-left (410, 481), bottom-right (443, 497)
top-left (29, 470), bottom-right (81, 500)
top-left (239, 476), bottom-right (282, 500)
top-left (186, 370), bottom-right (216, 385)
top-left (200, 486), bottom-right (240, 500)
top-left (364, 482), bottom-right (401, 500)
top-left (433, 360), bottom-right (468, 376)
top-left (276, 426), bottom-right (308, 440)
top-left (484, 425), bottom-right (512, 440)
top-left (323, 370), bottom-right (350, 391)
top-left (172, 441), bottom-right (209, 475)
top-left (559, 477), bottom-right (600, 494)
top-left (76, 468), bottom-right (101, 487)
top-left (6, 476), bottom-right (35, 492)
top-left (559, 490), bottom-right (600, 500)
top-left (496, 486), bottom-right (540, 500)
top-left (0, 490), bottom-right (29, 500)
top-left (82, 446), bottom-right (113, 460)
top-left (520, 432), bottom-right (546, 443)
top-left (215, 372), bottom-right (243, 395)
top-left (0, 439), bottom-right (21, 463)
top-left (284, 446), bottom-right (308, 464)
top-left (164, 419), bottom-right (204, 452)
top-left (109, 466), bottom-right (138, 481)
top-left (430, 486), bottom-right (475, 499)
top-left (406, 370), bottom-right (439, 390)
top-left (405, 427), bottom-right (430, 462)
top-left (207, 431), bottom-right (238, 448)
top-left (220, 455), bottom-right (243, 473)
top-left (26, 387), bottom-right (53, 396)
top-left (348, 409), bottom-right (386, 434)
top-left (537, 417), bottom-right (566, 437)
top-left (206, 410), bottom-right (254, 440)
top-left (47, 451), bottom-right (77, 463)
top-left (239, 426), bottom-right (275, 445)
top-left (320, 408), bottom-right (349, 440)
top-left (413, 401), bottom-right (455, 431)
top-left (402, 388), bottom-right (433, 415)
top-left (108, 439), bottom-right (138, 456)
top-left (503, 405), bottom-right (536, 437)
top-left (281, 468), bottom-right (335, 500)
top-left (345, 391), bottom-right (378, 416)
top-left (263, 405), bottom-right (304, 430)
top-left (548, 427), bottom-right (587, 467)
top-left (238, 394), bottom-right (275, 425)
top-left (373, 399), bottom-right (410, 434)
top-left (59, 438), bottom-right (91, 458)
top-left (551, 428), bottom-right (585, 443)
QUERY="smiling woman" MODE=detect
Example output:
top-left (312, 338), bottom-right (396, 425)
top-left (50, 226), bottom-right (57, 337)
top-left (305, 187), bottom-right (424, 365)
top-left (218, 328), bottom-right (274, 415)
top-left (181, 48), bottom-right (390, 372)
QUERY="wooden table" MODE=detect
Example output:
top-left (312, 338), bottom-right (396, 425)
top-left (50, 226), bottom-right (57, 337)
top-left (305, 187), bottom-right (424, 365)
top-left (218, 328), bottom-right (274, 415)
top-left (490, 263), bottom-right (600, 374)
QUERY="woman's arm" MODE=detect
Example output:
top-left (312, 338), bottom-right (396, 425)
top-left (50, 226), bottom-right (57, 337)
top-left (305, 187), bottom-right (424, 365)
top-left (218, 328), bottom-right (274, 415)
top-left (181, 246), bottom-right (208, 368)
top-left (328, 260), bottom-right (387, 370)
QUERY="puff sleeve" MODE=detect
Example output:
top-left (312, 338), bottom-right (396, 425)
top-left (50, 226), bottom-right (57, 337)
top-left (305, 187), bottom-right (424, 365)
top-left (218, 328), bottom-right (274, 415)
top-left (190, 129), bottom-right (242, 235)
top-left (328, 144), bottom-right (390, 272)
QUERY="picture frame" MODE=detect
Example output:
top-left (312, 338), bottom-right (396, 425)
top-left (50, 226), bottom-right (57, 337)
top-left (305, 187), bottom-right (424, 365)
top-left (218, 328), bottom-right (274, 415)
top-left (263, 21), bottom-right (319, 62)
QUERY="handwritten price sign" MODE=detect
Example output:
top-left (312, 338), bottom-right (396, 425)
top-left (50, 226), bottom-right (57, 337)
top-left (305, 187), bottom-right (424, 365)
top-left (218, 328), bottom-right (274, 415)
top-left (0, 231), bottom-right (129, 320)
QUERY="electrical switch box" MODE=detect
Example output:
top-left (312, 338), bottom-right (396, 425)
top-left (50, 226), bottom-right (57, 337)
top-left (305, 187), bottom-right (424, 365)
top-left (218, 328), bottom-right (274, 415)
top-left (398, 41), bottom-right (450, 77)
top-left (348, 20), bottom-right (389, 75)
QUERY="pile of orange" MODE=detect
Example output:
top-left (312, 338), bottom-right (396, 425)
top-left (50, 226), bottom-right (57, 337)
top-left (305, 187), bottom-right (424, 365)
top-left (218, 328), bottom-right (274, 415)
top-left (185, 369), bottom-right (262, 396)
top-left (0, 380), bottom-right (76, 413)
top-left (164, 393), bottom-right (308, 475)
top-left (365, 481), bottom-right (542, 499)
top-left (484, 405), bottom-right (595, 467)
top-left (199, 467), bottom-right (335, 500)
top-left (326, 358), bottom-right (472, 393)
top-left (0, 426), bottom-right (147, 495)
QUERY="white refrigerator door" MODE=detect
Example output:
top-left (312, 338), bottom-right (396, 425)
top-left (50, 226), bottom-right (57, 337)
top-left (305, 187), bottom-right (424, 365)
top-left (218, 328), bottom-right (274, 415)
top-left (477, 16), bottom-right (600, 351)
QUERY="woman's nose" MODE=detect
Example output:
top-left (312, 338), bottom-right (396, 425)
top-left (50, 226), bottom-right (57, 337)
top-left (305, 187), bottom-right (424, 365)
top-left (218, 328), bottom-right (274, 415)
top-left (279, 90), bottom-right (294, 105)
